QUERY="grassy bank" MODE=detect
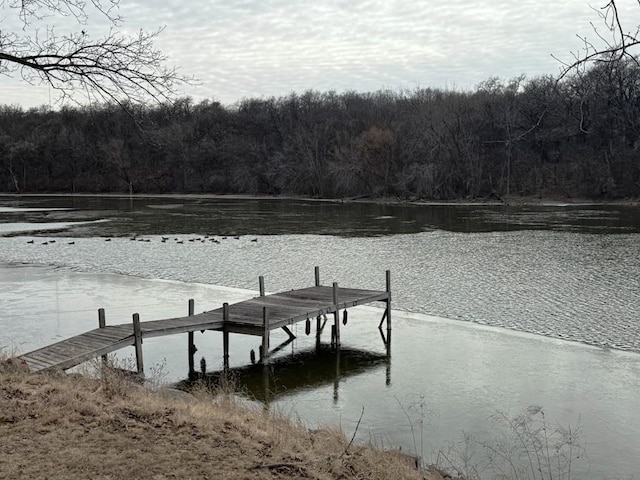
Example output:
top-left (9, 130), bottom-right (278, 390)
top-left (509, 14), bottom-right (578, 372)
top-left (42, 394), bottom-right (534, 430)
top-left (0, 361), bottom-right (441, 480)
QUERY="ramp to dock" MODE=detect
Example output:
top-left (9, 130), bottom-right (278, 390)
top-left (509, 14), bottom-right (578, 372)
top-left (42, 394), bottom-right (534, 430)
top-left (18, 311), bottom-right (225, 372)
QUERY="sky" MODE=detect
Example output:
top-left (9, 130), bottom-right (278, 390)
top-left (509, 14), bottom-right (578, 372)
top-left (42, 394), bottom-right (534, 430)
top-left (2, 0), bottom-right (640, 108)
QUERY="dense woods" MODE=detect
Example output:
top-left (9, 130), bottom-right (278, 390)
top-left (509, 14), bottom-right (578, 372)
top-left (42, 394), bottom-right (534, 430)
top-left (1, 57), bottom-right (639, 200)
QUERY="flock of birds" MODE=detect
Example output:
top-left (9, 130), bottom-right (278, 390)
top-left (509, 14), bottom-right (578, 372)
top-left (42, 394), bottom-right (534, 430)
top-left (136, 235), bottom-right (259, 244)
top-left (27, 235), bottom-right (259, 245)
top-left (26, 239), bottom-right (75, 245)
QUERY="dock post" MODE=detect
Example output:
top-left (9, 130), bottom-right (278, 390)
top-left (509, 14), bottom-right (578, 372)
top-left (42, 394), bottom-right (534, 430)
top-left (259, 276), bottom-right (265, 296)
top-left (98, 308), bottom-right (108, 364)
top-left (315, 266), bottom-right (320, 287)
top-left (316, 315), bottom-right (322, 350)
top-left (261, 306), bottom-right (270, 365)
top-left (223, 303), bottom-right (230, 372)
top-left (386, 270), bottom-right (392, 358)
top-left (132, 313), bottom-right (144, 375)
top-left (187, 299), bottom-right (196, 379)
top-left (333, 282), bottom-right (340, 348)
top-left (385, 270), bottom-right (391, 329)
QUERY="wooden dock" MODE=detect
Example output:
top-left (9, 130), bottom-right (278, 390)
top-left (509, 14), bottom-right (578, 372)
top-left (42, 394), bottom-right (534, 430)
top-left (16, 268), bottom-right (391, 375)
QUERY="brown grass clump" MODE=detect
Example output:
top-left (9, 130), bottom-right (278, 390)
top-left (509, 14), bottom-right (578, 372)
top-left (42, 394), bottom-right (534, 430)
top-left (0, 361), bottom-right (442, 480)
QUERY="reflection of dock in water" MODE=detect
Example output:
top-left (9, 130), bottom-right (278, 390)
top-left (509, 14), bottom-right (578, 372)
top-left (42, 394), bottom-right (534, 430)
top-left (180, 346), bottom-right (391, 403)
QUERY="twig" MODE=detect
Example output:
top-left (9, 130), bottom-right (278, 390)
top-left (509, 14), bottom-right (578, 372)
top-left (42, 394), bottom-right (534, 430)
top-left (342, 406), bottom-right (365, 457)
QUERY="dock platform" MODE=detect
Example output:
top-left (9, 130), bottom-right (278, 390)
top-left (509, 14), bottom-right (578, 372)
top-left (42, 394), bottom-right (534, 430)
top-left (16, 268), bottom-right (391, 375)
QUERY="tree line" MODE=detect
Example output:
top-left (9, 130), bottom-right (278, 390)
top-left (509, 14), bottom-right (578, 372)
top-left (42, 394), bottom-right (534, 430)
top-left (1, 56), bottom-right (639, 200)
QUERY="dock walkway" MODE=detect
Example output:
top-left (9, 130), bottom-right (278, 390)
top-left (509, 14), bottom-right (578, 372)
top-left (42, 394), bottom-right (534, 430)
top-left (17, 268), bottom-right (391, 374)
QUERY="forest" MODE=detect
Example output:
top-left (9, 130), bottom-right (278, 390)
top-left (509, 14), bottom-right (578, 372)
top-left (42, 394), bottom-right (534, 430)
top-left (1, 56), bottom-right (639, 200)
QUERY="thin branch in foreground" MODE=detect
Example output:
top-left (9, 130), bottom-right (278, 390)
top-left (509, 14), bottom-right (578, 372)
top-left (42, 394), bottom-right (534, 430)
top-left (342, 406), bottom-right (365, 457)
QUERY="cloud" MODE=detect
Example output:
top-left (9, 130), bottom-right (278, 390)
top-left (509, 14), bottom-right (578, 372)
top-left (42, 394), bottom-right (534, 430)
top-left (3, 0), bottom-right (640, 107)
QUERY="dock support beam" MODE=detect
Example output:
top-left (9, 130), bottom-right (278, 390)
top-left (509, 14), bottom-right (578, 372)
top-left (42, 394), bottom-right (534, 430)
top-left (223, 303), bottom-right (230, 372)
top-left (132, 313), bottom-right (144, 375)
top-left (315, 266), bottom-right (320, 287)
top-left (98, 308), bottom-right (108, 364)
top-left (281, 325), bottom-right (296, 341)
top-left (333, 282), bottom-right (340, 348)
top-left (187, 299), bottom-right (196, 378)
top-left (261, 306), bottom-right (270, 365)
top-left (259, 276), bottom-right (265, 296)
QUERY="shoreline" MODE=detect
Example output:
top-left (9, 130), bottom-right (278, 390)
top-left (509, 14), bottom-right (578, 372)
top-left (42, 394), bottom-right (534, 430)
top-left (0, 362), bottom-right (440, 479)
top-left (1, 191), bottom-right (639, 207)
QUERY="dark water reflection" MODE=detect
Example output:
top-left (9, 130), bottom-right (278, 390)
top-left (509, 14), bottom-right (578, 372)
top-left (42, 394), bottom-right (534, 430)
top-left (1, 195), bottom-right (639, 236)
top-left (180, 346), bottom-right (389, 403)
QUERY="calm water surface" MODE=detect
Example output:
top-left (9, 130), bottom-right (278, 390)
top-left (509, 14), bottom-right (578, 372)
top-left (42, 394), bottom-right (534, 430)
top-left (1, 195), bottom-right (639, 479)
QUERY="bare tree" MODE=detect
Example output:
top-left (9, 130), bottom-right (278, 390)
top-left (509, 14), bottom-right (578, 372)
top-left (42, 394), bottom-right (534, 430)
top-left (0, 0), bottom-right (191, 105)
top-left (559, 0), bottom-right (640, 76)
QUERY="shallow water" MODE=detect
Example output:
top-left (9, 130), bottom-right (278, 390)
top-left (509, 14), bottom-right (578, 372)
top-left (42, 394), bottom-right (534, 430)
top-left (1, 265), bottom-right (639, 479)
top-left (1, 196), bottom-right (640, 478)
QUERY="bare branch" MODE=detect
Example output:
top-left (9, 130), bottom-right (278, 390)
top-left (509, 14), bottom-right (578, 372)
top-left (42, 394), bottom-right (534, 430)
top-left (0, 0), bottom-right (192, 105)
top-left (560, 1), bottom-right (640, 79)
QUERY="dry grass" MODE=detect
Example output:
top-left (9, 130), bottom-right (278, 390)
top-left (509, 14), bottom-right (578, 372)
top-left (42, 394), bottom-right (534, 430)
top-left (0, 359), bottom-right (442, 480)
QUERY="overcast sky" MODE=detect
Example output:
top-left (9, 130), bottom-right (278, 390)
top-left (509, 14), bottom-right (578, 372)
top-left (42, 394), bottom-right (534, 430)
top-left (2, 0), bottom-right (639, 108)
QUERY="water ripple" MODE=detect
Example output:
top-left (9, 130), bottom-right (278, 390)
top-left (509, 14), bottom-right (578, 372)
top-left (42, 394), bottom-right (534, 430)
top-left (1, 230), bottom-right (638, 352)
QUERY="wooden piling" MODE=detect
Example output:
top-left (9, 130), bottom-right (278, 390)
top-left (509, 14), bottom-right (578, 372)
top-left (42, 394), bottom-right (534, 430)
top-left (386, 270), bottom-right (392, 331)
top-left (262, 306), bottom-right (270, 365)
top-left (314, 266), bottom-right (320, 287)
top-left (98, 308), bottom-right (108, 364)
top-left (316, 315), bottom-right (322, 350)
top-left (333, 282), bottom-right (340, 347)
top-left (132, 313), bottom-right (143, 374)
top-left (223, 303), bottom-right (230, 371)
top-left (386, 270), bottom-right (391, 358)
top-left (259, 276), bottom-right (265, 297)
top-left (187, 299), bottom-right (195, 377)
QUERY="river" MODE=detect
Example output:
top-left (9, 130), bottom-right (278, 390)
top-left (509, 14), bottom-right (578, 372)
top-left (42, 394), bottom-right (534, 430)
top-left (0, 195), bottom-right (639, 479)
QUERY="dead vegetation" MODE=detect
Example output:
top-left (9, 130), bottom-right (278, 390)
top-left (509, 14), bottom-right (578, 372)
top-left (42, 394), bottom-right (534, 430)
top-left (0, 360), bottom-right (443, 480)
